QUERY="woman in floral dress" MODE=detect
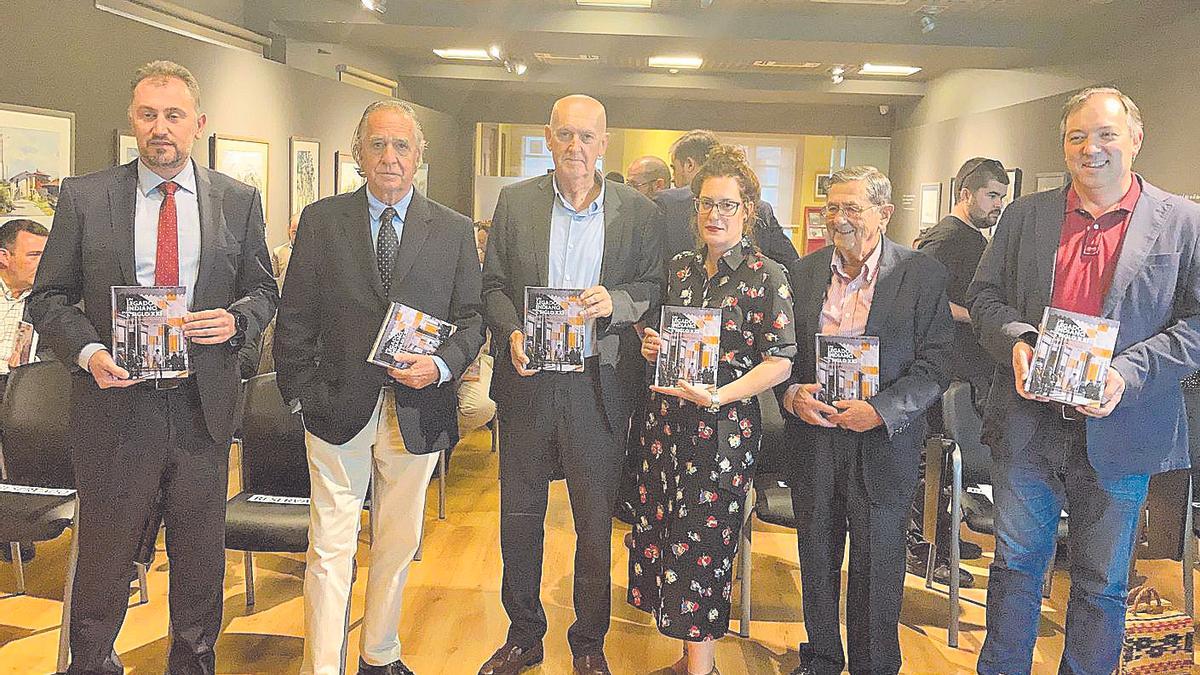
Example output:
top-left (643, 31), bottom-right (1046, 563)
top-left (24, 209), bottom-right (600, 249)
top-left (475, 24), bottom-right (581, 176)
top-left (627, 146), bottom-right (796, 675)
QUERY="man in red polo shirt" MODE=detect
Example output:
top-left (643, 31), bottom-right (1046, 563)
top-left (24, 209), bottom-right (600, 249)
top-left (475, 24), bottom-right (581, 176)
top-left (969, 88), bottom-right (1200, 673)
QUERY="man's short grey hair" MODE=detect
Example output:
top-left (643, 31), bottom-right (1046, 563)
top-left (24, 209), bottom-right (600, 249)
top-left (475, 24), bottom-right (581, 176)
top-left (828, 166), bottom-right (892, 206)
top-left (132, 60), bottom-right (202, 111)
top-left (351, 100), bottom-right (427, 165)
top-left (1060, 87), bottom-right (1143, 141)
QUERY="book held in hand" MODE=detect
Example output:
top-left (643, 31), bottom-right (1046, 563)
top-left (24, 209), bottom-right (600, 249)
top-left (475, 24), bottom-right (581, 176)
top-left (655, 305), bottom-right (720, 390)
top-left (7, 321), bottom-right (38, 369)
top-left (367, 302), bottom-right (457, 369)
top-left (524, 287), bottom-right (586, 372)
top-left (815, 334), bottom-right (880, 403)
top-left (112, 286), bottom-right (189, 379)
top-left (1025, 307), bottom-right (1119, 407)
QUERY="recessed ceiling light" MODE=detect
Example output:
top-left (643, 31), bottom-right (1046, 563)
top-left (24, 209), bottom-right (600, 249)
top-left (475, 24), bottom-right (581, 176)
top-left (752, 60), bottom-right (822, 70)
top-left (859, 62), bottom-right (921, 76)
top-left (534, 52), bottom-right (602, 64)
top-left (433, 48), bottom-right (493, 61)
top-left (648, 55), bottom-right (703, 70)
top-left (576, 0), bottom-right (653, 7)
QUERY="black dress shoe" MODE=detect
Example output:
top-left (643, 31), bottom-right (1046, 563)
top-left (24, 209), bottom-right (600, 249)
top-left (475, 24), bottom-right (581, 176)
top-left (906, 547), bottom-right (974, 588)
top-left (358, 658), bottom-right (414, 675)
top-left (478, 641), bottom-right (544, 675)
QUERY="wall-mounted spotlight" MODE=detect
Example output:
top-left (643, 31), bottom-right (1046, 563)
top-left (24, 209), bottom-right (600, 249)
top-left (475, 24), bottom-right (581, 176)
top-left (361, 0), bottom-right (386, 14)
top-left (489, 45), bottom-right (503, 59)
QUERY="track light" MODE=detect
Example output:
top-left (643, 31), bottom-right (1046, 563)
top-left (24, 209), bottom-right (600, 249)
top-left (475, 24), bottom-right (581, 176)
top-left (361, 0), bottom-right (386, 14)
top-left (514, 61), bottom-right (527, 76)
top-left (830, 65), bottom-right (845, 84)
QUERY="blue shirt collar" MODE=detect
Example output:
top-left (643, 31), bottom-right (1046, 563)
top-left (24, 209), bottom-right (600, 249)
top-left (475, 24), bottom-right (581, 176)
top-left (366, 185), bottom-right (415, 223)
top-left (137, 158), bottom-right (197, 197)
top-left (551, 174), bottom-right (605, 217)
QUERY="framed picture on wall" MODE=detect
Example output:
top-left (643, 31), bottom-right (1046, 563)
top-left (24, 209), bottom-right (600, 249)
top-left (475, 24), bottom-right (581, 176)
top-left (947, 177), bottom-right (957, 212)
top-left (289, 136), bottom-right (320, 218)
top-left (210, 135), bottom-right (269, 222)
top-left (115, 132), bottom-right (139, 165)
top-left (415, 163), bottom-right (429, 195)
top-left (804, 206), bottom-right (824, 239)
top-left (1006, 167), bottom-right (1023, 200)
top-left (920, 182), bottom-right (942, 226)
top-left (1035, 171), bottom-right (1067, 193)
top-left (815, 173), bottom-right (832, 199)
top-left (0, 102), bottom-right (75, 229)
top-left (335, 150), bottom-right (364, 194)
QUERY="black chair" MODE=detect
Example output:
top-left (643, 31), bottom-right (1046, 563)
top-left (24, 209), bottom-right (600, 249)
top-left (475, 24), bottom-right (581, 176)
top-left (924, 381), bottom-right (1066, 647)
top-left (224, 372), bottom-right (311, 608)
top-left (735, 387), bottom-right (796, 638)
top-left (0, 361), bottom-right (147, 672)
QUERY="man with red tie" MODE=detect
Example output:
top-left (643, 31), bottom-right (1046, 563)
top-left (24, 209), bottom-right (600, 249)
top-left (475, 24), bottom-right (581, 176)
top-left (27, 61), bottom-right (277, 674)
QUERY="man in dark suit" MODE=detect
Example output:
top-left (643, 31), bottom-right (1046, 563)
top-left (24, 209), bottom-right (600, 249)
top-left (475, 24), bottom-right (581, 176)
top-left (969, 88), bottom-right (1200, 674)
top-left (661, 129), bottom-right (800, 264)
top-left (274, 100), bottom-right (483, 675)
top-left (478, 94), bottom-right (661, 675)
top-left (778, 166), bottom-right (953, 675)
top-left (27, 60), bottom-right (277, 674)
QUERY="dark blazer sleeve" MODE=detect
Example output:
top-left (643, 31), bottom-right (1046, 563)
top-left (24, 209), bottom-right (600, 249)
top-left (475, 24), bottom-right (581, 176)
top-left (434, 215), bottom-right (485, 379)
top-left (604, 198), bottom-right (663, 330)
top-left (869, 258), bottom-right (955, 437)
top-left (227, 187), bottom-right (278, 348)
top-left (482, 187), bottom-right (522, 342)
top-left (26, 177), bottom-right (102, 365)
top-left (274, 204), bottom-right (323, 404)
top-left (755, 200), bottom-right (800, 265)
top-left (967, 201), bottom-right (1040, 363)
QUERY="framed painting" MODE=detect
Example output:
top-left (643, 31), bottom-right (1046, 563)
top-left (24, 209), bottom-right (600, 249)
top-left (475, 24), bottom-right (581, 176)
top-left (804, 205), bottom-right (825, 239)
top-left (335, 150), bottom-right (364, 194)
top-left (920, 182), bottom-right (942, 226)
top-left (115, 132), bottom-right (140, 165)
top-left (210, 135), bottom-right (269, 222)
top-left (814, 173), bottom-right (832, 199)
top-left (290, 137), bottom-right (320, 218)
top-left (414, 163), bottom-right (429, 195)
top-left (0, 102), bottom-right (75, 229)
top-left (1006, 167), bottom-right (1023, 200)
top-left (1036, 171), bottom-right (1067, 193)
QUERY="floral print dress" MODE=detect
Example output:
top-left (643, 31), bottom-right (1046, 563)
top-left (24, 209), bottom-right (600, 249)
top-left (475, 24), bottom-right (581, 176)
top-left (626, 237), bottom-right (797, 641)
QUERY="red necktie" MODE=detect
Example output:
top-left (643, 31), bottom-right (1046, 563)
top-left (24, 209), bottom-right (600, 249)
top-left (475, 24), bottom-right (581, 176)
top-left (155, 181), bottom-right (179, 286)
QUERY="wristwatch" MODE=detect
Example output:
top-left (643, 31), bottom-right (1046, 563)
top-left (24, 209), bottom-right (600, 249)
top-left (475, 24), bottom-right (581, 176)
top-left (706, 389), bottom-right (721, 413)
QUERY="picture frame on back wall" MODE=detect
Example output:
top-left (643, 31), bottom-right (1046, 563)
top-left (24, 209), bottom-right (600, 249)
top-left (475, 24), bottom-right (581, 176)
top-left (920, 182), bottom-right (942, 226)
top-left (289, 136), bottom-right (320, 218)
top-left (815, 173), bottom-right (832, 199)
top-left (1006, 167), bottom-right (1023, 200)
top-left (335, 150), bottom-right (365, 194)
top-left (210, 134), bottom-right (269, 223)
top-left (0, 102), bottom-right (75, 229)
top-left (115, 132), bottom-right (140, 165)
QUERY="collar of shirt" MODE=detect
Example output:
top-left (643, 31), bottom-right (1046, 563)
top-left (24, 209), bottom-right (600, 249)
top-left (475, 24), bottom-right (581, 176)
top-left (830, 238), bottom-right (883, 284)
top-left (1065, 173), bottom-right (1143, 219)
top-left (367, 184), bottom-right (414, 224)
top-left (703, 236), bottom-right (755, 274)
top-left (137, 157), bottom-right (197, 198)
top-left (551, 175), bottom-right (605, 217)
top-left (0, 276), bottom-right (29, 303)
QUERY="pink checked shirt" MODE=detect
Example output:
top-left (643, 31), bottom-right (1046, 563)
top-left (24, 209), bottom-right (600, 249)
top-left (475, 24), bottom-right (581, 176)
top-left (819, 241), bottom-right (883, 336)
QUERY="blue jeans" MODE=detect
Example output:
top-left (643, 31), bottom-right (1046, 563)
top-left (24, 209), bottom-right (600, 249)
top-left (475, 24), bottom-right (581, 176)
top-left (978, 422), bottom-right (1149, 675)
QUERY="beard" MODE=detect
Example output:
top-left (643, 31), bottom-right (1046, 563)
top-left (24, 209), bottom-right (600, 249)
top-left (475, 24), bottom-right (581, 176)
top-left (141, 140), bottom-right (186, 170)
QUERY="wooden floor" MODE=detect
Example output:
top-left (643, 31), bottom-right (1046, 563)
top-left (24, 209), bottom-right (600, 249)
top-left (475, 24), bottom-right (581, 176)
top-left (1, 427), bottom-right (1196, 674)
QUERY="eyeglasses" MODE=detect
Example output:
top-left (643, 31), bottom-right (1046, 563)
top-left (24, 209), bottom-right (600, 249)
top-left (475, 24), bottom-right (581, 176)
top-left (820, 203), bottom-right (882, 219)
top-left (694, 197), bottom-right (744, 217)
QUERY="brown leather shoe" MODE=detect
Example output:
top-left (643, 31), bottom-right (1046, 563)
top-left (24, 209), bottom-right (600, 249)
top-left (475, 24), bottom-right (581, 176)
top-left (477, 641), bottom-right (543, 675)
top-left (573, 653), bottom-right (612, 675)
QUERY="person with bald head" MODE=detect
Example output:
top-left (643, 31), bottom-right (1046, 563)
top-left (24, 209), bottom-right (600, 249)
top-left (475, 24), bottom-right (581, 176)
top-left (626, 155), bottom-right (670, 199)
top-left (480, 94), bottom-right (662, 675)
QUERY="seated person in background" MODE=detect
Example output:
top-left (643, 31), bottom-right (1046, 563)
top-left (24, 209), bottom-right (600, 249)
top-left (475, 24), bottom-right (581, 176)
top-left (272, 211), bottom-right (300, 280)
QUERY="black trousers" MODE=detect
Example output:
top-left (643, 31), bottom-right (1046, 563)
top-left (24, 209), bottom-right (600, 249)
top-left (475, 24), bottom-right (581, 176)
top-left (791, 431), bottom-right (910, 675)
top-left (67, 376), bottom-right (229, 675)
top-left (499, 363), bottom-right (624, 657)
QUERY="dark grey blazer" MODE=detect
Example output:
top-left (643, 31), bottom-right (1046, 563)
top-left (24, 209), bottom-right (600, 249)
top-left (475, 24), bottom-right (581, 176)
top-left (27, 159), bottom-right (278, 444)
top-left (968, 176), bottom-right (1200, 477)
top-left (482, 174), bottom-right (663, 431)
top-left (274, 186), bottom-right (484, 452)
top-left (779, 237), bottom-right (954, 501)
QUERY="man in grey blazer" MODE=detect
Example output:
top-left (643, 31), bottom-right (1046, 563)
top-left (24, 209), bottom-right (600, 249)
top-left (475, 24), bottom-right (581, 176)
top-left (969, 87), bottom-right (1200, 674)
top-left (479, 94), bottom-right (662, 675)
top-left (27, 61), bottom-right (277, 674)
top-left (778, 166), bottom-right (954, 675)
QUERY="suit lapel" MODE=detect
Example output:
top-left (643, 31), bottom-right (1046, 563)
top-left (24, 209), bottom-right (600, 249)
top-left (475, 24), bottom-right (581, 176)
top-left (193, 163), bottom-right (220, 305)
top-left (108, 161), bottom-right (139, 286)
top-left (1103, 181), bottom-right (1164, 316)
top-left (865, 238), bottom-right (902, 336)
top-left (346, 186), bottom-right (387, 302)
top-left (389, 189), bottom-right (432, 292)
top-left (599, 180), bottom-right (625, 286)
top-left (531, 175), bottom-right (554, 286)
top-left (1035, 186), bottom-right (1068, 298)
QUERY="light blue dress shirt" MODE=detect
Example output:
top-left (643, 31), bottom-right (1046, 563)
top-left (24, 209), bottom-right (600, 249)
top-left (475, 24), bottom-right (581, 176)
top-left (548, 178), bottom-right (605, 357)
top-left (366, 186), bottom-right (451, 385)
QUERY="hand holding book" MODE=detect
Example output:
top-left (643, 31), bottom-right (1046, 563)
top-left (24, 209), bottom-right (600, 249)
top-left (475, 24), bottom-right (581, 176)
top-left (782, 383), bottom-right (837, 428)
top-left (387, 353), bottom-right (439, 389)
top-left (649, 379), bottom-right (715, 407)
top-left (182, 308), bottom-right (236, 344)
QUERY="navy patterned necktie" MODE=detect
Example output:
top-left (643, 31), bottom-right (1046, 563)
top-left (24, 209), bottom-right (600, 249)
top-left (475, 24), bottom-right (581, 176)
top-left (377, 206), bottom-right (400, 295)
